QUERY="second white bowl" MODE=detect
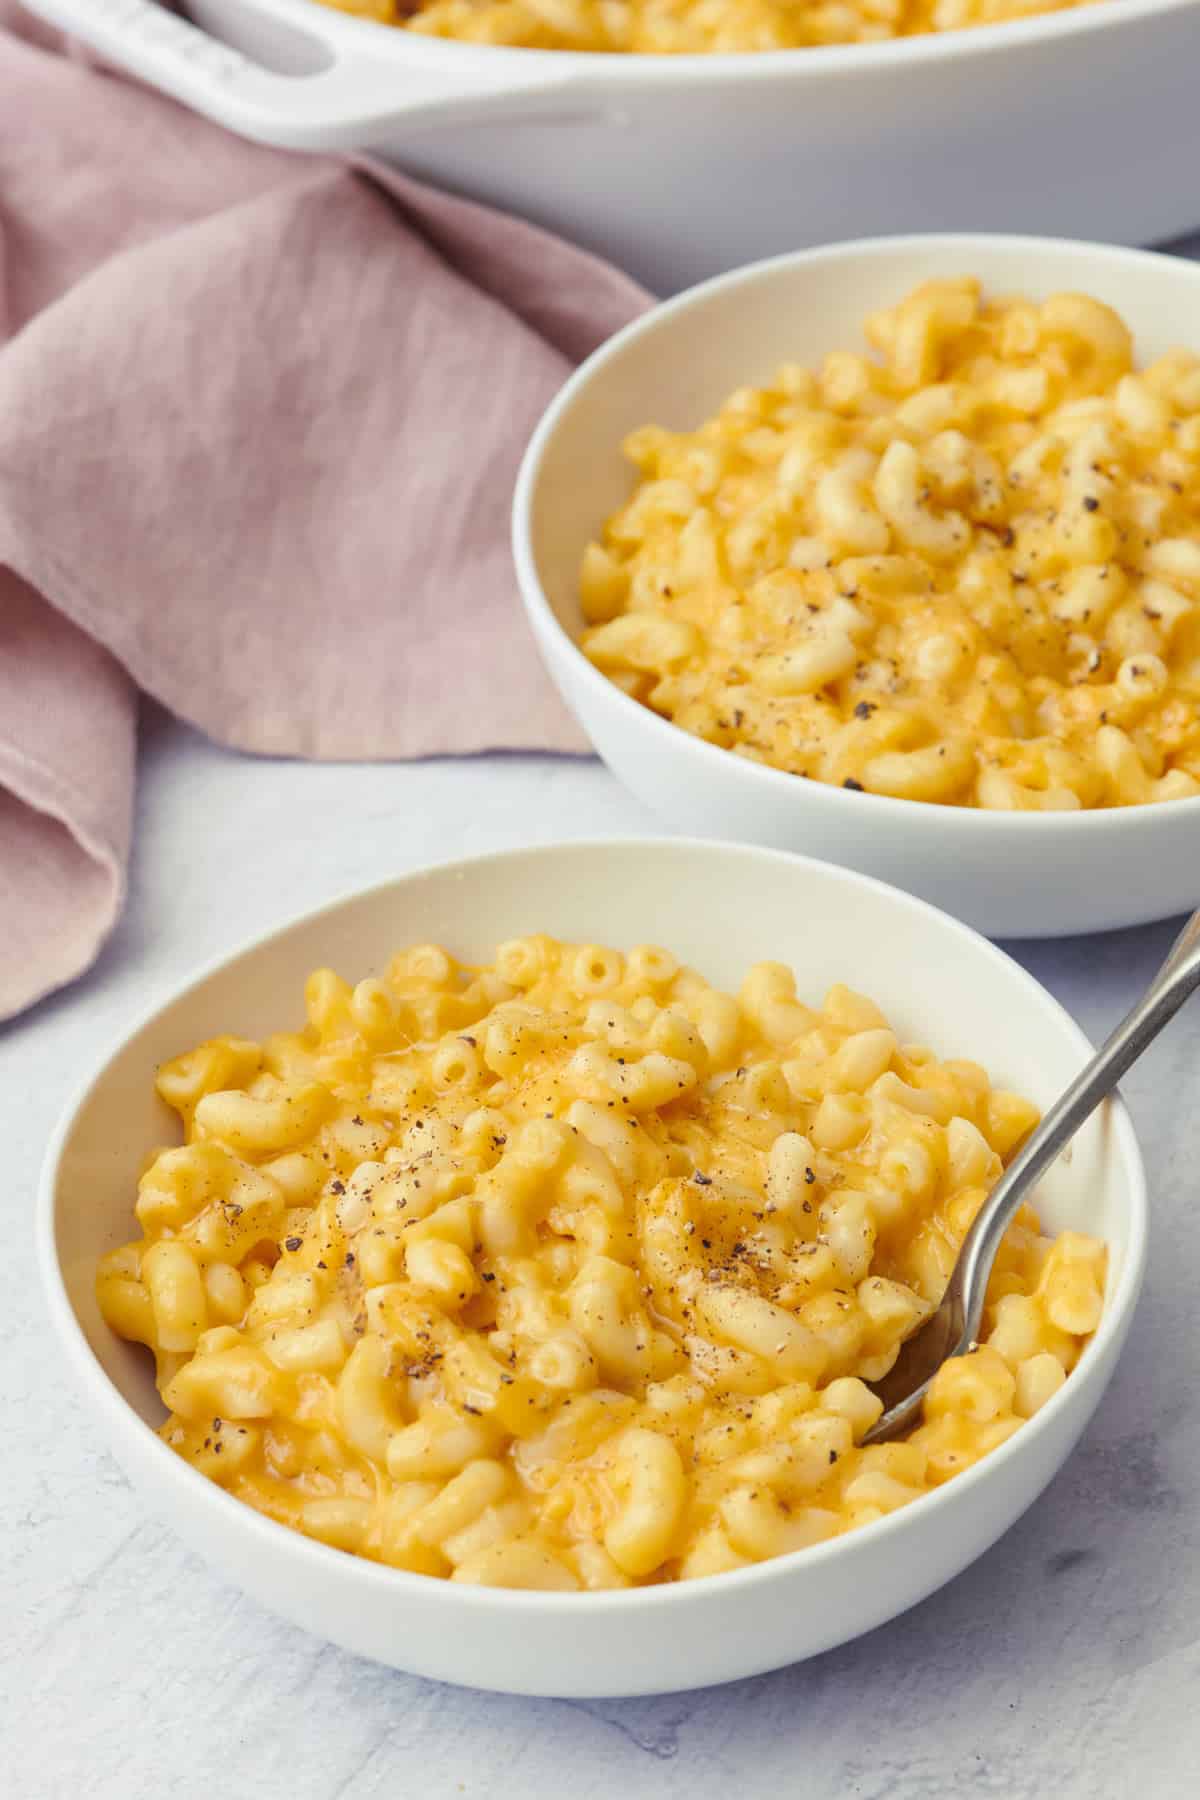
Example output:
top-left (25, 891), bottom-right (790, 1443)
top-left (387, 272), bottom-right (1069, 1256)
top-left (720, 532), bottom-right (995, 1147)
top-left (513, 234), bottom-right (1200, 938)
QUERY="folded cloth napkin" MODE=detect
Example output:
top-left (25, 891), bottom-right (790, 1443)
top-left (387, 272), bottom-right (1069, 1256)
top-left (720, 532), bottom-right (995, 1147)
top-left (0, 2), bottom-right (651, 1023)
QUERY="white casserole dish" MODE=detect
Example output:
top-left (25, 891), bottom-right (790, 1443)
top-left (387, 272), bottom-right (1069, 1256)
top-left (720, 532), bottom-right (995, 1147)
top-left (25, 0), bottom-right (1200, 292)
top-left (40, 839), bottom-right (1145, 1697)
top-left (514, 233), bottom-right (1200, 938)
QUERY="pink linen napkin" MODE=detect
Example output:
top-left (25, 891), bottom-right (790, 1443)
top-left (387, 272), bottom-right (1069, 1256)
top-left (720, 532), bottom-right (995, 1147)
top-left (0, 2), bottom-right (651, 1022)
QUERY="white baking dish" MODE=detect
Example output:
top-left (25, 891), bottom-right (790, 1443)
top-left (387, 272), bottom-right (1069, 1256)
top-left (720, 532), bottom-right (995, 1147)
top-left (26, 0), bottom-right (1200, 292)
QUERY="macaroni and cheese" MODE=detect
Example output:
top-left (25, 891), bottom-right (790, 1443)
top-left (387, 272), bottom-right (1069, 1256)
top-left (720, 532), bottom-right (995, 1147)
top-left (580, 280), bottom-right (1200, 809)
top-left (320, 0), bottom-right (1104, 53)
top-left (98, 938), bottom-right (1104, 1588)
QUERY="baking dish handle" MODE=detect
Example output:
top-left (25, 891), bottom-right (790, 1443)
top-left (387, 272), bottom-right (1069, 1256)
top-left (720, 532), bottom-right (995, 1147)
top-left (22, 0), bottom-right (575, 145)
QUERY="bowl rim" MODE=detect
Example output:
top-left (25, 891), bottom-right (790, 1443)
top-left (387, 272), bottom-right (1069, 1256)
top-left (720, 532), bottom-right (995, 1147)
top-left (265, 0), bottom-right (1200, 82)
top-left (513, 231), bottom-right (1200, 836)
top-left (38, 836), bottom-right (1148, 1615)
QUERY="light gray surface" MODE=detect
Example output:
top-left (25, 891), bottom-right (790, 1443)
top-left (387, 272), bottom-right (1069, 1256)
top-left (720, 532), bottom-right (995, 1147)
top-left (6, 714), bottom-right (1200, 1799)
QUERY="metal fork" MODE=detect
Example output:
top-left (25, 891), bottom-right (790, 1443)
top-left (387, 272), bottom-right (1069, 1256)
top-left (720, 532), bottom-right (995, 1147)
top-left (863, 907), bottom-right (1200, 1444)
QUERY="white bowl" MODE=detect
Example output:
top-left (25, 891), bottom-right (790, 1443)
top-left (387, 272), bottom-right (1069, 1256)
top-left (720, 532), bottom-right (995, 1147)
top-left (41, 839), bottom-right (1145, 1697)
top-left (514, 235), bottom-right (1200, 939)
top-left (22, 0), bottom-right (1200, 291)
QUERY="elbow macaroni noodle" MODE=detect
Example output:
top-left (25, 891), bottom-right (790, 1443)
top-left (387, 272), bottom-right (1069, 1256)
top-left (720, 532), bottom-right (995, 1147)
top-left (580, 279), bottom-right (1200, 810)
top-left (318, 0), bottom-right (1105, 52)
top-left (98, 938), bottom-right (1105, 1589)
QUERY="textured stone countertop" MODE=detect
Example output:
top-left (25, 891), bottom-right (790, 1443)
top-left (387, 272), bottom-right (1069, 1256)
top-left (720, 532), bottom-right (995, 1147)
top-left (7, 715), bottom-right (1200, 1799)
